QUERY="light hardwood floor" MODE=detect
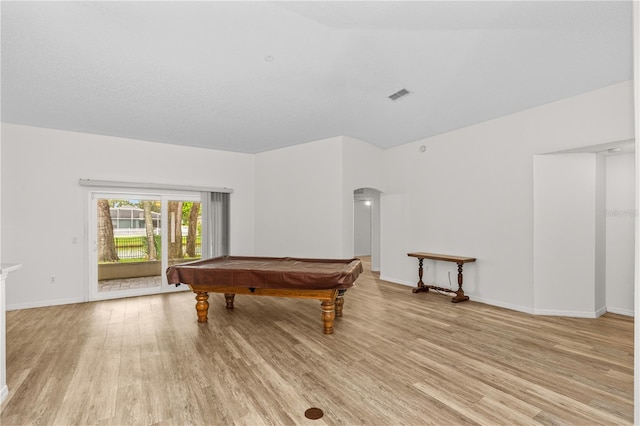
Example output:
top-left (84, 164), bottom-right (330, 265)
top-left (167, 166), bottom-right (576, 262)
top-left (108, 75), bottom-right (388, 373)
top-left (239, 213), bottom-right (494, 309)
top-left (0, 258), bottom-right (633, 425)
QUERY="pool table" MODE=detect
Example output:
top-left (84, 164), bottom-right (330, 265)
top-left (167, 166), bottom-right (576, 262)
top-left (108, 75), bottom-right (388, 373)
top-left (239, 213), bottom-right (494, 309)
top-left (166, 256), bottom-right (363, 334)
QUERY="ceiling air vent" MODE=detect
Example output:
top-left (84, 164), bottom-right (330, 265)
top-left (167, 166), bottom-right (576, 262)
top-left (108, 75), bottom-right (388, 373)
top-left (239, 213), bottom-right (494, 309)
top-left (388, 88), bottom-right (411, 101)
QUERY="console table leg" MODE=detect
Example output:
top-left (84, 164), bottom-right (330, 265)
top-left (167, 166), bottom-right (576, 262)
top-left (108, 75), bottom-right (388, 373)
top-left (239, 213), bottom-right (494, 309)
top-left (412, 258), bottom-right (429, 293)
top-left (451, 263), bottom-right (470, 303)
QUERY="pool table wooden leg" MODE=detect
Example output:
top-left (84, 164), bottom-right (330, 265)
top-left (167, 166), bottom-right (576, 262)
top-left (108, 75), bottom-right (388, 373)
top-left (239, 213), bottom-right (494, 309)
top-left (321, 300), bottom-right (335, 334)
top-left (195, 291), bottom-right (209, 323)
top-left (224, 293), bottom-right (235, 309)
top-left (335, 294), bottom-right (344, 317)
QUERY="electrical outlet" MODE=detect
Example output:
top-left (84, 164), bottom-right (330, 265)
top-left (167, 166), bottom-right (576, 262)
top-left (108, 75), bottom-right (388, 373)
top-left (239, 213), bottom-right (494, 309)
top-left (49, 276), bottom-right (56, 284)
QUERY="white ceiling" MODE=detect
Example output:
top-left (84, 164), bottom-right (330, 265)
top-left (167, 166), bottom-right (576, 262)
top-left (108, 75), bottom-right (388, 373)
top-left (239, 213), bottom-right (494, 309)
top-left (1, 1), bottom-right (633, 153)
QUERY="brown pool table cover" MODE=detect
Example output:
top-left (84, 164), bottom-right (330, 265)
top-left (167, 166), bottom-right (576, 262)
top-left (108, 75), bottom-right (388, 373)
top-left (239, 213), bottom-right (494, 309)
top-left (166, 256), bottom-right (363, 290)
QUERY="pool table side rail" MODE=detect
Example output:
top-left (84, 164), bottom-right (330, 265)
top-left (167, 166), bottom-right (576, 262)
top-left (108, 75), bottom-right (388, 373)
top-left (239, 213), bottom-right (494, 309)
top-left (166, 256), bottom-right (363, 290)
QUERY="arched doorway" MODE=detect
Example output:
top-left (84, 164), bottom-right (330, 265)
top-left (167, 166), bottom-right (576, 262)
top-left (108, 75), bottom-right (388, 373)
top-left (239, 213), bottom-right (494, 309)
top-left (353, 188), bottom-right (382, 272)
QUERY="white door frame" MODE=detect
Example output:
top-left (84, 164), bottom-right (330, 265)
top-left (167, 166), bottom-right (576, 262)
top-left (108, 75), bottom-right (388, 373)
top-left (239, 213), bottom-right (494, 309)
top-left (88, 190), bottom-right (200, 301)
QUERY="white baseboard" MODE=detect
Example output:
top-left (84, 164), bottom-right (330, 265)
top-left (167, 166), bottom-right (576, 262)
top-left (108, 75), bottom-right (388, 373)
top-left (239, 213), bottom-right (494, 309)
top-left (6, 297), bottom-right (85, 312)
top-left (605, 307), bottom-right (635, 317)
top-left (0, 385), bottom-right (8, 404)
top-left (533, 308), bottom-right (602, 318)
top-left (379, 276), bottom-right (415, 287)
top-left (595, 306), bottom-right (608, 318)
top-left (475, 300), bottom-right (610, 319)
top-left (377, 276), bottom-right (624, 319)
top-left (469, 295), bottom-right (535, 315)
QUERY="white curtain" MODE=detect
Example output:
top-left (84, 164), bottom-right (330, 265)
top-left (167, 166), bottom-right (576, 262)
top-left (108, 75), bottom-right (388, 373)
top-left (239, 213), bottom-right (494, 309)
top-left (200, 191), bottom-right (230, 258)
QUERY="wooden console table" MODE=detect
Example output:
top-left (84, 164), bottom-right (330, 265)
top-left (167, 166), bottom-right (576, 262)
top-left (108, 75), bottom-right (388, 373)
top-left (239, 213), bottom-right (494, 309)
top-left (407, 252), bottom-right (476, 303)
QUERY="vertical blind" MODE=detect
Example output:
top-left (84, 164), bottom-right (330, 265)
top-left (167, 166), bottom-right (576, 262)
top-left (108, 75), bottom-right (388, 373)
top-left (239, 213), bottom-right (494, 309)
top-left (201, 191), bottom-right (230, 258)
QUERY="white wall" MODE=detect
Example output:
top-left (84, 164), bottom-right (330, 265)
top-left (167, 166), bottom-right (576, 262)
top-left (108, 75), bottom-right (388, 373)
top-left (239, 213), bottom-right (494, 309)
top-left (1, 124), bottom-right (255, 309)
top-left (595, 154), bottom-right (607, 314)
top-left (533, 151), bottom-right (631, 318)
top-left (341, 137), bottom-right (385, 261)
top-left (254, 136), bottom-right (384, 260)
top-left (368, 189), bottom-right (381, 271)
top-left (353, 200), bottom-right (371, 256)
top-left (254, 137), bottom-right (345, 258)
top-left (380, 193), bottom-right (417, 286)
top-left (633, 1), bottom-right (640, 424)
top-left (533, 153), bottom-right (603, 317)
top-left (633, 4), bottom-right (639, 423)
top-left (354, 188), bottom-right (383, 266)
top-left (0, 109), bottom-right (4, 403)
top-left (382, 81), bottom-right (635, 313)
top-left (606, 153), bottom-right (635, 315)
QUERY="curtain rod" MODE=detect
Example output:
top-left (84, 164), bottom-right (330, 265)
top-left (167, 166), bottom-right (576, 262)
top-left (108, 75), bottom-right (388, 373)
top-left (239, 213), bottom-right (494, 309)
top-left (79, 179), bottom-right (233, 193)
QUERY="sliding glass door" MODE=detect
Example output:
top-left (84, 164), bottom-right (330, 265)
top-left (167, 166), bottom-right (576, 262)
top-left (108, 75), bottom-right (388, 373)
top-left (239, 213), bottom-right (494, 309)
top-left (167, 199), bottom-right (202, 267)
top-left (89, 192), bottom-right (202, 301)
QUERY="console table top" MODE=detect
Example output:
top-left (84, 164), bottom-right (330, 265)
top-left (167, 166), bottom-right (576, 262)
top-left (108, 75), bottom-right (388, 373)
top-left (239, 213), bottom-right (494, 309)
top-left (407, 252), bottom-right (476, 263)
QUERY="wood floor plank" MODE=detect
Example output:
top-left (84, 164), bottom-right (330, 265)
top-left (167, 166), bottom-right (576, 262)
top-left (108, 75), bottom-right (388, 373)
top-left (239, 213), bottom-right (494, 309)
top-left (0, 257), bottom-right (633, 425)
